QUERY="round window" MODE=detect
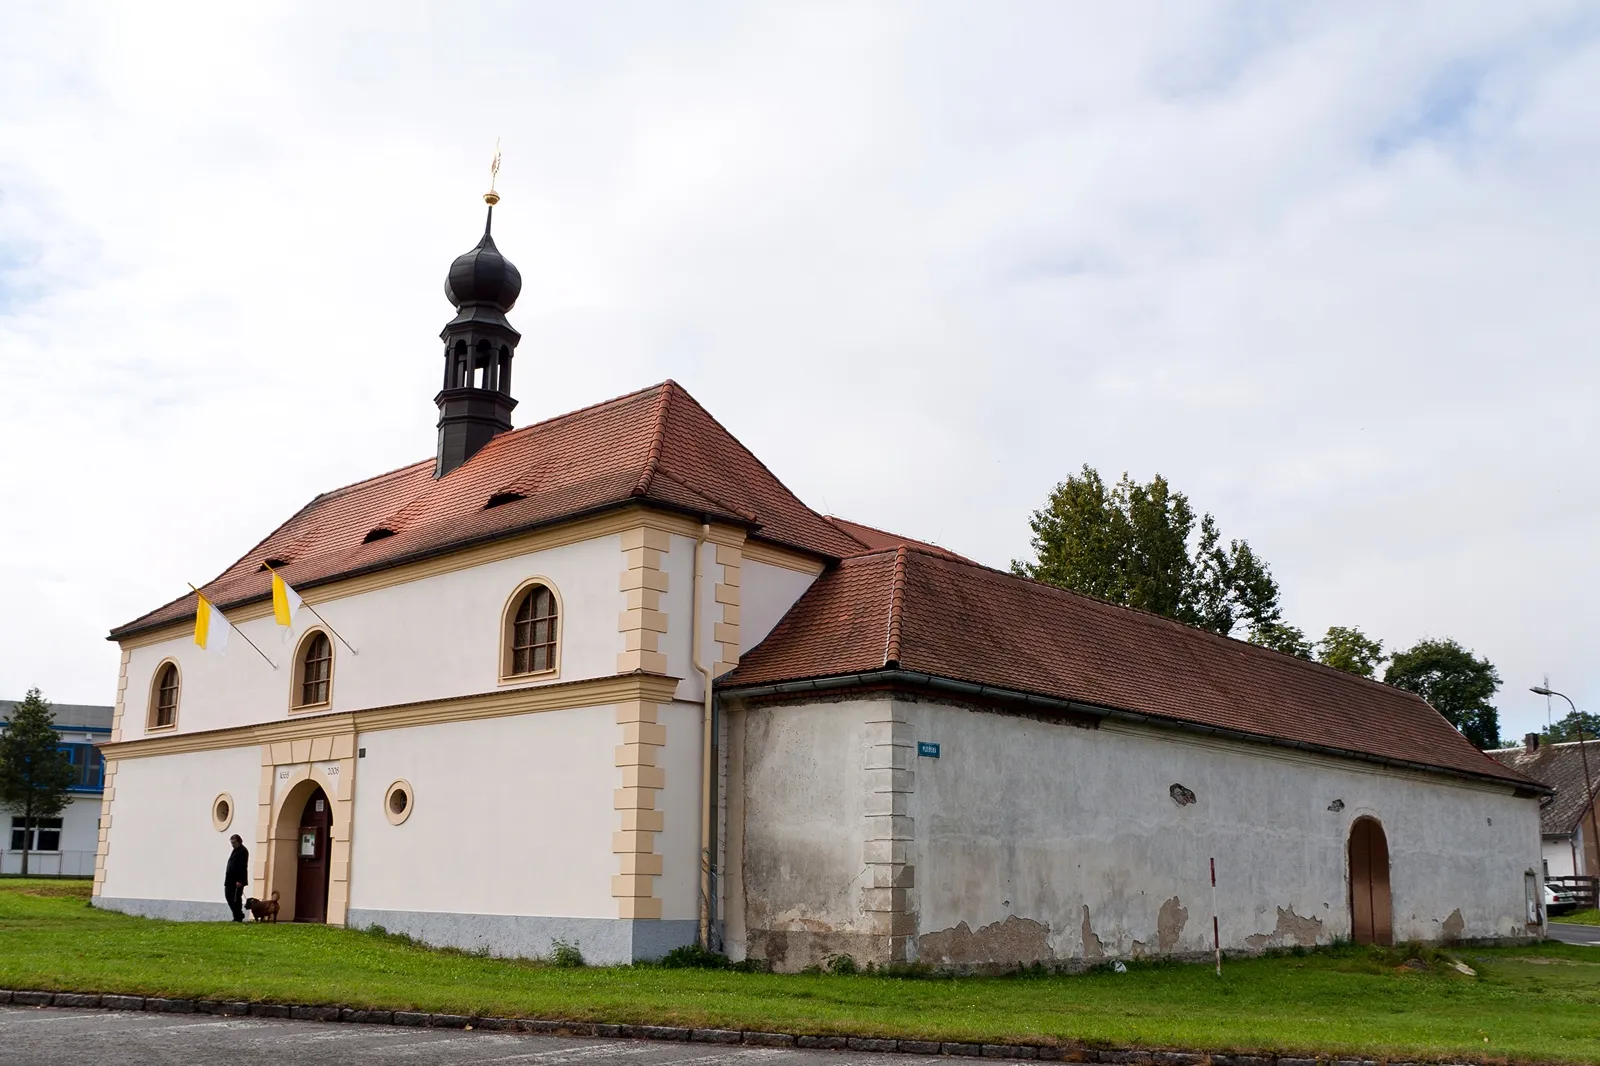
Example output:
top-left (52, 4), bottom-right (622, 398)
top-left (211, 792), bottom-right (234, 832)
top-left (384, 780), bottom-right (413, 826)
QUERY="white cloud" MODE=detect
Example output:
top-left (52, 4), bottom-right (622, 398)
top-left (2, 0), bottom-right (1597, 740)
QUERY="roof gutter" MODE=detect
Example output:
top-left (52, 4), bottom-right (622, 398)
top-left (720, 669), bottom-right (1553, 798)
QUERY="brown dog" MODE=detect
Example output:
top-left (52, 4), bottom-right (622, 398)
top-left (244, 890), bottom-right (280, 923)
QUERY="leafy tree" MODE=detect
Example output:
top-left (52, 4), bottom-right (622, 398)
top-left (1545, 710), bottom-right (1600, 744)
top-left (1251, 620), bottom-right (1313, 659)
top-left (0, 689), bottom-right (74, 876)
top-left (1013, 466), bottom-right (1293, 648)
top-left (1383, 639), bottom-right (1501, 750)
top-left (1317, 626), bottom-right (1386, 678)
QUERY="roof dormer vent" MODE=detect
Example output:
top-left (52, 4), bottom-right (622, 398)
top-left (363, 527), bottom-right (397, 544)
top-left (484, 491), bottom-right (525, 510)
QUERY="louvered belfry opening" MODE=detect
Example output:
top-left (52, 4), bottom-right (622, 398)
top-left (435, 196), bottom-right (522, 477)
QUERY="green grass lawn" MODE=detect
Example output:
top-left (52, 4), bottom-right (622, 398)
top-left (1553, 909), bottom-right (1600, 926)
top-left (2, 881), bottom-right (1598, 1063)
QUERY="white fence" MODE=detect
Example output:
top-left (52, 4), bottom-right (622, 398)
top-left (0, 850), bottom-right (95, 877)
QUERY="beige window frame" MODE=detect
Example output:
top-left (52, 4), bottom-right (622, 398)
top-left (212, 792), bottom-right (235, 832)
top-left (500, 578), bottom-right (562, 683)
top-left (291, 629), bottom-right (335, 712)
top-left (384, 779), bottom-right (414, 826)
top-left (147, 660), bottom-right (181, 732)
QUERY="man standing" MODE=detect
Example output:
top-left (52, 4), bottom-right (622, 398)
top-left (224, 834), bottom-right (249, 922)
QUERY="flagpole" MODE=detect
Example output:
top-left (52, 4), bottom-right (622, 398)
top-left (188, 584), bottom-right (277, 669)
top-left (263, 564), bottom-right (358, 656)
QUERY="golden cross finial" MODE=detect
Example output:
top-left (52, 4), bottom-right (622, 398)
top-left (485, 138), bottom-right (502, 206)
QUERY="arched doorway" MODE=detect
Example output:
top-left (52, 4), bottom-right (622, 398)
top-left (293, 786), bottom-right (332, 923)
top-left (1349, 817), bottom-right (1392, 946)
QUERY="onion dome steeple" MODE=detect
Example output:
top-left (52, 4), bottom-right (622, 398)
top-left (435, 181), bottom-right (522, 478)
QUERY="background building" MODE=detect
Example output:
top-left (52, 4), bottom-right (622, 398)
top-left (1, 700), bottom-right (111, 877)
top-left (1490, 736), bottom-right (1600, 880)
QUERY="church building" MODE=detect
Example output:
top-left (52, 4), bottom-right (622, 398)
top-left (93, 193), bottom-right (1548, 968)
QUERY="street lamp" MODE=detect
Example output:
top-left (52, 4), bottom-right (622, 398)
top-left (1531, 686), bottom-right (1600, 885)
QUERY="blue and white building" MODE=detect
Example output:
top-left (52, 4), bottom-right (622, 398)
top-left (1, 700), bottom-right (111, 877)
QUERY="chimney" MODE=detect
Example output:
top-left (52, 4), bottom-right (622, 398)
top-left (1524, 733), bottom-right (1540, 754)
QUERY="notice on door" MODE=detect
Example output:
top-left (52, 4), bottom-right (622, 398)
top-left (300, 832), bottom-right (317, 858)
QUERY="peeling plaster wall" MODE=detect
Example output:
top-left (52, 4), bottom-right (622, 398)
top-left (731, 699), bottom-right (877, 970)
top-left (909, 701), bottom-right (1542, 962)
top-left (732, 695), bottom-right (1543, 971)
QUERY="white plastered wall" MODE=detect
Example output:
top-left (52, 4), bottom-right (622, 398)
top-left (906, 702), bottom-right (1542, 957)
top-left (1543, 838), bottom-right (1576, 879)
top-left (725, 699), bottom-right (873, 965)
top-left (121, 534), bottom-right (624, 739)
top-left (738, 560), bottom-right (818, 654)
top-left (350, 705), bottom-right (618, 918)
top-left (655, 700), bottom-right (705, 921)
top-left (730, 696), bottom-right (1544, 969)
top-left (97, 746), bottom-right (261, 906)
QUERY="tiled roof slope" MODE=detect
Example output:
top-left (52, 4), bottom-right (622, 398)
top-left (822, 516), bottom-right (975, 563)
top-left (725, 547), bottom-right (1537, 789)
top-left (1488, 740), bottom-right (1600, 833)
top-left (112, 382), bottom-right (862, 638)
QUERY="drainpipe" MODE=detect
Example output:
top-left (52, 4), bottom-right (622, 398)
top-left (691, 523), bottom-right (715, 949)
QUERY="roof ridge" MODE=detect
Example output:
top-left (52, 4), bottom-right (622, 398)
top-left (648, 467), bottom-right (761, 524)
top-left (820, 515), bottom-right (878, 554)
top-left (522, 379), bottom-right (676, 437)
top-left (884, 546), bottom-right (909, 668)
top-left (632, 382), bottom-right (674, 498)
top-left (894, 543), bottom-right (1429, 695)
top-left (313, 456), bottom-right (435, 501)
top-left (653, 384), bottom-right (852, 550)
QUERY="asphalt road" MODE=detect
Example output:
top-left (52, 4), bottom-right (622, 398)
top-left (0, 1007), bottom-right (952, 1066)
top-left (1547, 920), bottom-right (1600, 946)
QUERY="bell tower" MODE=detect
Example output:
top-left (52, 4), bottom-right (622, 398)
top-left (435, 186), bottom-right (522, 477)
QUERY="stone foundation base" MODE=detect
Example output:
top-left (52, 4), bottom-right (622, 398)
top-left (94, 897), bottom-right (234, 923)
top-left (347, 909), bottom-right (697, 965)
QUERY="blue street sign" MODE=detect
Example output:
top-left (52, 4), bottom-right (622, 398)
top-left (917, 742), bottom-right (940, 758)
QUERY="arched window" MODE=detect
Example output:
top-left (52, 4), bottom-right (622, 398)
top-left (504, 582), bottom-right (559, 678)
top-left (148, 661), bottom-right (180, 730)
top-left (293, 631), bottom-right (334, 710)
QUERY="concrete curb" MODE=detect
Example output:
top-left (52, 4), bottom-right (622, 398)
top-left (0, 988), bottom-right (1466, 1065)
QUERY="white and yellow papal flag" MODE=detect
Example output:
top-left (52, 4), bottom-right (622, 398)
top-left (271, 571), bottom-right (303, 634)
top-left (193, 593), bottom-right (232, 654)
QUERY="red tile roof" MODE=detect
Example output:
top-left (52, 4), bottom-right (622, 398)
top-left (1488, 740), bottom-right (1600, 833)
top-left (822, 516), bottom-right (975, 563)
top-left (112, 381), bottom-right (862, 639)
top-left (724, 547), bottom-right (1539, 789)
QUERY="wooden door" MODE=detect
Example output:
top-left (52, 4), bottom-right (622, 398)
top-left (294, 786), bottom-right (332, 923)
top-left (1349, 817), bottom-right (1393, 946)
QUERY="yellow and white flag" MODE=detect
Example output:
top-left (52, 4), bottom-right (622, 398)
top-left (193, 593), bottom-right (232, 654)
top-left (271, 572), bottom-right (303, 631)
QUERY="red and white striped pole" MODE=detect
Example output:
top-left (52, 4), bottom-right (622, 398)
top-left (1211, 857), bottom-right (1221, 977)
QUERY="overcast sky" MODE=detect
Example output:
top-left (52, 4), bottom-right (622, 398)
top-left (2, 1), bottom-right (1596, 741)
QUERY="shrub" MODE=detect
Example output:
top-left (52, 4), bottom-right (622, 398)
top-left (550, 938), bottom-right (585, 968)
top-left (824, 952), bottom-right (858, 975)
top-left (661, 943), bottom-right (731, 969)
